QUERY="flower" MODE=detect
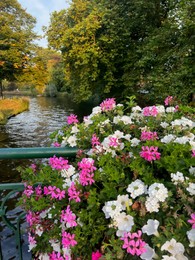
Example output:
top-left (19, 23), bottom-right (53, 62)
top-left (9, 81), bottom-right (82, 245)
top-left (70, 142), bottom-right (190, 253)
top-left (18, 97), bottom-right (195, 259)
top-left (188, 213), bottom-right (195, 228)
top-left (142, 219), bottom-right (159, 236)
top-left (161, 238), bottom-right (185, 255)
top-left (67, 114), bottom-right (78, 125)
top-left (91, 250), bottom-right (103, 260)
top-left (140, 146), bottom-right (161, 161)
top-left (164, 96), bottom-right (173, 106)
top-left (126, 179), bottom-right (147, 199)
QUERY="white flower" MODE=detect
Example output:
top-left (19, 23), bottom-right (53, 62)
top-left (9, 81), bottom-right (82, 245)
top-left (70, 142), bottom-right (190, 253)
top-left (114, 212), bottom-right (134, 231)
top-left (189, 166), bottom-right (195, 175)
top-left (123, 134), bottom-right (131, 141)
top-left (116, 194), bottom-right (132, 210)
top-left (121, 115), bottom-right (133, 124)
top-left (132, 106), bottom-right (142, 112)
top-left (161, 238), bottom-right (185, 255)
top-left (131, 138), bottom-right (140, 147)
top-left (67, 135), bottom-right (77, 147)
top-left (187, 229), bottom-right (195, 247)
top-left (113, 130), bottom-right (124, 139)
top-left (171, 172), bottom-right (185, 185)
top-left (92, 106), bottom-right (102, 115)
top-left (38, 253), bottom-right (50, 260)
top-left (160, 122), bottom-right (169, 128)
top-left (162, 256), bottom-right (177, 260)
top-left (61, 165), bottom-right (76, 178)
top-left (186, 182), bottom-right (195, 195)
top-left (190, 140), bottom-right (195, 150)
top-left (113, 116), bottom-right (121, 124)
top-left (35, 224), bottom-right (44, 237)
top-left (174, 136), bottom-right (189, 144)
top-left (161, 134), bottom-right (176, 143)
top-left (148, 183), bottom-right (168, 202)
top-left (71, 125), bottom-right (79, 134)
top-left (156, 105), bottom-right (165, 114)
top-left (83, 116), bottom-right (93, 126)
top-left (126, 179), bottom-right (147, 199)
top-left (145, 196), bottom-right (160, 213)
top-left (49, 239), bottom-right (60, 252)
top-left (142, 219), bottom-right (159, 236)
top-left (166, 107), bottom-right (175, 113)
top-left (140, 244), bottom-right (156, 260)
top-left (102, 200), bottom-right (122, 219)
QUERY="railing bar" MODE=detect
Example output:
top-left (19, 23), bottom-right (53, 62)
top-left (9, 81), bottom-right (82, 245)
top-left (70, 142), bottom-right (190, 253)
top-left (0, 147), bottom-right (78, 159)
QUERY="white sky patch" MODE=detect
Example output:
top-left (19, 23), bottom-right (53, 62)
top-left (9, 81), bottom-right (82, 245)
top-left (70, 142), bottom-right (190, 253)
top-left (18, 0), bottom-right (70, 47)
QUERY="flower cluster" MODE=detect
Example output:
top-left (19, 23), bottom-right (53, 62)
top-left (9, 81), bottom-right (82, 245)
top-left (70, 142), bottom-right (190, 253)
top-left (18, 96), bottom-right (195, 259)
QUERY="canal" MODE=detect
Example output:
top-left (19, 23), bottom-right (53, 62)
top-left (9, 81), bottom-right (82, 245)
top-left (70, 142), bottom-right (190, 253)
top-left (0, 95), bottom-right (92, 259)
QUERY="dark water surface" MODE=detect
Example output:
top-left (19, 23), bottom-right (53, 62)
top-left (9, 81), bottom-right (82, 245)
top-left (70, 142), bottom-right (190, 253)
top-left (0, 96), bottom-right (92, 259)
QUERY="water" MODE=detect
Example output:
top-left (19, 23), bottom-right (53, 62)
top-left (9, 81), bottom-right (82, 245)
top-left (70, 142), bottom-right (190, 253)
top-left (0, 96), bottom-right (92, 259)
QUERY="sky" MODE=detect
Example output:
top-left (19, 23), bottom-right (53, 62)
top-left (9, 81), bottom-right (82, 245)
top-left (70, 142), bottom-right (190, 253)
top-left (17, 0), bottom-right (70, 48)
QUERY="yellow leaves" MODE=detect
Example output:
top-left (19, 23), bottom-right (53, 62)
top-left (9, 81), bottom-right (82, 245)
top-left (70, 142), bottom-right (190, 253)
top-left (0, 61), bottom-right (5, 66)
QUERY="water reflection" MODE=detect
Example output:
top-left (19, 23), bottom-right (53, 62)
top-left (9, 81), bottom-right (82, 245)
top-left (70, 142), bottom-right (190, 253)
top-left (0, 96), bottom-right (92, 259)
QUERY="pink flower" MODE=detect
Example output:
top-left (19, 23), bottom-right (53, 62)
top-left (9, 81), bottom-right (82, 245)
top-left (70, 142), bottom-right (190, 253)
top-left (30, 163), bottom-right (36, 172)
top-left (109, 137), bottom-right (120, 147)
top-left (67, 114), bottom-right (79, 125)
top-left (35, 185), bottom-right (42, 196)
top-left (23, 184), bottom-right (34, 197)
top-left (188, 213), bottom-right (195, 228)
top-left (91, 134), bottom-right (100, 147)
top-left (50, 251), bottom-right (65, 260)
top-left (55, 188), bottom-right (66, 200)
top-left (62, 231), bottom-right (77, 248)
top-left (52, 142), bottom-right (61, 147)
top-left (100, 98), bottom-right (116, 111)
top-left (78, 158), bottom-right (96, 186)
top-left (61, 205), bottom-right (77, 227)
top-left (141, 131), bottom-right (158, 141)
top-left (92, 250), bottom-right (103, 260)
top-left (143, 106), bottom-right (158, 117)
top-left (68, 182), bottom-right (81, 202)
top-left (121, 231), bottom-right (146, 256)
top-left (26, 211), bottom-right (40, 226)
top-left (192, 150), bottom-right (195, 157)
top-left (49, 156), bottom-right (70, 170)
top-left (164, 96), bottom-right (173, 106)
top-left (140, 146), bottom-right (161, 161)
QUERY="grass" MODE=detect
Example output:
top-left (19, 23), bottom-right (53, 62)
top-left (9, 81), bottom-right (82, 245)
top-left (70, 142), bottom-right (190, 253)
top-left (0, 97), bottom-right (29, 124)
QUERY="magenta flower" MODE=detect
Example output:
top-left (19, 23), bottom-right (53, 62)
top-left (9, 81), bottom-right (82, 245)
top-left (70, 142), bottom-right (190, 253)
top-left (91, 134), bottom-right (101, 147)
top-left (140, 146), bottom-right (161, 161)
top-left (100, 98), bottom-right (116, 111)
top-left (192, 150), bottom-right (195, 157)
top-left (67, 114), bottom-right (79, 125)
top-left (61, 205), bottom-right (77, 227)
top-left (78, 158), bottom-right (96, 186)
top-left (49, 156), bottom-right (69, 170)
top-left (26, 211), bottom-right (40, 226)
top-left (141, 131), bottom-right (158, 141)
top-left (23, 184), bottom-right (34, 197)
top-left (50, 251), bottom-right (65, 260)
top-left (121, 230), bottom-right (146, 256)
top-left (30, 163), bottom-right (36, 172)
top-left (188, 213), bottom-right (195, 228)
top-left (143, 106), bottom-right (158, 117)
top-left (68, 182), bottom-right (81, 202)
top-left (92, 250), bottom-right (103, 260)
top-left (109, 137), bottom-right (120, 147)
top-left (164, 96), bottom-right (173, 106)
top-left (62, 231), bottom-right (77, 248)
top-left (52, 142), bottom-right (61, 147)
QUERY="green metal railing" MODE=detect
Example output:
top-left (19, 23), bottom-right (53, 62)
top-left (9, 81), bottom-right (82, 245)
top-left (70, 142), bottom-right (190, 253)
top-left (0, 147), bottom-right (77, 260)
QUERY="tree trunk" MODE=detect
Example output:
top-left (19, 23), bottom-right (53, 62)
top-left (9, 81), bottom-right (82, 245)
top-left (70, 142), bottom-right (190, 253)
top-left (0, 80), bottom-right (4, 99)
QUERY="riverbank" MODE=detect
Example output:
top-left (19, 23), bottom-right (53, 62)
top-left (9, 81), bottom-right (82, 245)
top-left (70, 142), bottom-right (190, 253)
top-left (0, 97), bottom-right (29, 124)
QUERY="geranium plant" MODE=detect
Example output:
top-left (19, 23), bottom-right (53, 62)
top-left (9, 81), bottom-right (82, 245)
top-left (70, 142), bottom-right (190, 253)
top-left (18, 96), bottom-right (195, 260)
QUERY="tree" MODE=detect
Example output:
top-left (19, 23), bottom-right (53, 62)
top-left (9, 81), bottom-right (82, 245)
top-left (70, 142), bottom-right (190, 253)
top-left (46, 0), bottom-right (195, 104)
top-left (0, 0), bottom-right (37, 98)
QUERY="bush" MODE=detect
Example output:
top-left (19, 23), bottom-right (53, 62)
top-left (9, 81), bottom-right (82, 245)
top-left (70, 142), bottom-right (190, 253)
top-left (18, 96), bottom-right (195, 259)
